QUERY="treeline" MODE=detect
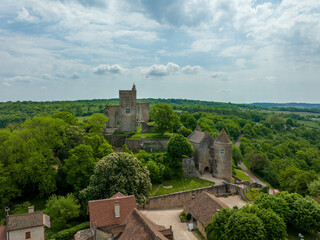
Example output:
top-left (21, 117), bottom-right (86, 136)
top-left (0, 99), bottom-right (118, 128)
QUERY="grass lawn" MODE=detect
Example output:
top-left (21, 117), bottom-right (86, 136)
top-left (287, 226), bottom-right (320, 240)
top-left (297, 120), bottom-right (320, 129)
top-left (234, 169), bottom-right (251, 182)
top-left (151, 177), bottom-right (214, 196)
top-left (130, 132), bottom-right (173, 139)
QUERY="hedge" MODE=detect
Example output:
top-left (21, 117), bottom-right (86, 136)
top-left (52, 222), bottom-right (90, 240)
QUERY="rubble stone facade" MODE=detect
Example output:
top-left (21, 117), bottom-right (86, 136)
top-left (104, 85), bottom-right (149, 132)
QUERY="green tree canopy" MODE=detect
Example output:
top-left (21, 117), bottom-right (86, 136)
top-left (63, 144), bottom-right (96, 194)
top-left (308, 178), bottom-right (320, 197)
top-left (84, 113), bottom-right (108, 133)
top-left (79, 152), bottom-right (151, 205)
top-left (150, 103), bottom-right (177, 134)
top-left (292, 197), bottom-right (320, 232)
top-left (167, 134), bottom-right (193, 158)
top-left (45, 193), bottom-right (80, 231)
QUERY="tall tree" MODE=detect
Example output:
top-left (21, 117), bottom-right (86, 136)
top-left (150, 103), bottom-right (177, 134)
top-left (80, 152), bottom-right (151, 205)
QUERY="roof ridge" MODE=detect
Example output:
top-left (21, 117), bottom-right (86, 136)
top-left (89, 195), bottom-right (135, 203)
top-left (131, 209), bottom-right (158, 239)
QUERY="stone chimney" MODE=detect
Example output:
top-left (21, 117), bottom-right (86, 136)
top-left (28, 206), bottom-right (34, 213)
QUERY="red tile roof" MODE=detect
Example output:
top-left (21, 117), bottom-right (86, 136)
top-left (0, 225), bottom-right (6, 240)
top-left (215, 129), bottom-right (231, 144)
top-left (118, 208), bottom-right (172, 240)
top-left (185, 192), bottom-right (229, 226)
top-left (6, 212), bottom-right (50, 231)
top-left (88, 193), bottom-right (137, 228)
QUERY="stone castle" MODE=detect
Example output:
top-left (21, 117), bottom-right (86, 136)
top-left (104, 85), bottom-right (232, 181)
top-left (187, 126), bottom-right (232, 181)
top-left (104, 84), bottom-right (150, 132)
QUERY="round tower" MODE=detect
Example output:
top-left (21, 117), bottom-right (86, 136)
top-left (213, 129), bottom-right (232, 181)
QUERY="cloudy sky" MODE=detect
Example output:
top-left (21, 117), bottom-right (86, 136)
top-left (1, 0), bottom-right (320, 103)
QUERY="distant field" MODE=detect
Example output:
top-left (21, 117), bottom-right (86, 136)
top-left (297, 120), bottom-right (320, 129)
top-left (260, 109), bottom-right (320, 117)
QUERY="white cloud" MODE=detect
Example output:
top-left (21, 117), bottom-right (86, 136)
top-left (12, 7), bottom-right (39, 23)
top-left (93, 64), bottom-right (125, 74)
top-left (3, 75), bottom-right (40, 83)
top-left (211, 72), bottom-right (227, 79)
top-left (144, 62), bottom-right (180, 77)
top-left (181, 65), bottom-right (202, 74)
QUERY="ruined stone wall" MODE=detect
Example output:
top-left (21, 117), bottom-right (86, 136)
top-left (125, 138), bottom-right (169, 153)
top-left (213, 142), bottom-right (232, 180)
top-left (182, 158), bottom-right (200, 178)
top-left (143, 184), bottom-right (240, 209)
top-left (104, 134), bottom-right (126, 147)
top-left (104, 106), bottom-right (119, 128)
top-left (197, 133), bottom-right (214, 174)
top-left (136, 102), bottom-right (150, 122)
top-left (119, 90), bottom-right (136, 132)
top-left (140, 122), bottom-right (154, 133)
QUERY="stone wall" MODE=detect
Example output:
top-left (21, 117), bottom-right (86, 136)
top-left (125, 138), bottom-right (169, 153)
top-left (104, 134), bottom-right (126, 147)
top-left (140, 122), bottom-right (154, 133)
top-left (143, 184), bottom-right (241, 209)
top-left (182, 158), bottom-right (200, 177)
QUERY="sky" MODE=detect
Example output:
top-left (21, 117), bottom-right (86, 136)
top-left (0, 0), bottom-right (320, 103)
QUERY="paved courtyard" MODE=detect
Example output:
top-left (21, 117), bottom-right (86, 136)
top-left (217, 195), bottom-right (247, 208)
top-left (199, 172), bottom-right (226, 185)
top-left (140, 208), bottom-right (197, 240)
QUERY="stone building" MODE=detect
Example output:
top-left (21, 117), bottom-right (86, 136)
top-left (82, 192), bottom-right (173, 240)
top-left (184, 192), bottom-right (229, 238)
top-left (104, 85), bottom-right (149, 132)
top-left (187, 126), bottom-right (232, 181)
top-left (5, 206), bottom-right (50, 240)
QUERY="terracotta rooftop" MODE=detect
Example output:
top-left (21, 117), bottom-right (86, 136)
top-left (88, 192), bottom-right (137, 228)
top-left (0, 225), bottom-right (6, 240)
top-left (185, 192), bottom-right (229, 226)
top-left (118, 208), bottom-right (172, 240)
top-left (215, 129), bottom-right (231, 144)
top-left (6, 212), bottom-right (50, 231)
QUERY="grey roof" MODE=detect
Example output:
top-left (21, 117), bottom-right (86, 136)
top-left (185, 192), bottom-right (229, 226)
top-left (187, 130), bottom-right (205, 143)
top-left (7, 212), bottom-right (50, 231)
top-left (215, 129), bottom-right (232, 144)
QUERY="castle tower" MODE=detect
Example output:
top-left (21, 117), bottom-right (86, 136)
top-left (119, 84), bottom-right (137, 132)
top-left (213, 129), bottom-right (232, 180)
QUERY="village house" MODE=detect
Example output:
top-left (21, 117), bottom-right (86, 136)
top-left (76, 192), bottom-right (174, 240)
top-left (184, 192), bottom-right (229, 238)
top-left (4, 206), bottom-right (50, 240)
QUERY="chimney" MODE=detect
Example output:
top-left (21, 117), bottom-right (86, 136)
top-left (28, 206), bottom-right (34, 213)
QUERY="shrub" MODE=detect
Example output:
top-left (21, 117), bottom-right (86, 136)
top-left (53, 222), bottom-right (90, 240)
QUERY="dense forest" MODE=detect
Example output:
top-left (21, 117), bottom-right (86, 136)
top-left (1, 98), bottom-right (320, 239)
